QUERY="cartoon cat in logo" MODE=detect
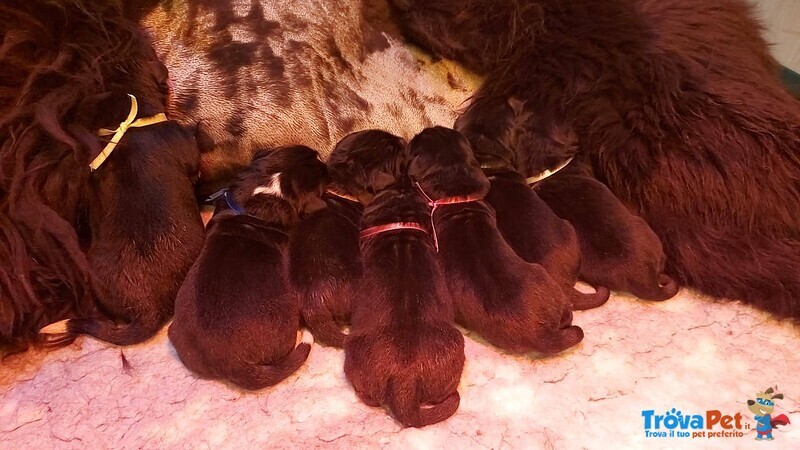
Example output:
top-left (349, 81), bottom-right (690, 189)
top-left (747, 386), bottom-right (791, 440)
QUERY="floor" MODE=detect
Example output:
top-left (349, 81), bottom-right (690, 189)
top-left (2, 290), bottom-right (799, 449)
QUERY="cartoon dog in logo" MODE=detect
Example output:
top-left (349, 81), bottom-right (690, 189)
top-left (747, 387), bottom-right (791, 440)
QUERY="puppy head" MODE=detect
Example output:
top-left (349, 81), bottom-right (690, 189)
top-left (407, 126), bottom-right (490, 199)
top-left (503, 98), bottom-right (579, 176)
top-left (361, 178), bottom-right (431, 230)
top-left (327, 129), bottom-right (407, 204)
top-left (230, 146), bottom-right (329, 220)
top-left (454, 96), bottom-right (517, 172)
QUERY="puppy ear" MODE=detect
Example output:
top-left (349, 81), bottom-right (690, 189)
top-left (298, 194), bottom-right (327, 215)
top-left (406, 153), bottom-right (428, 182)
top-left (772, 393), bottom-right (784, 400)
top-left (369, 170), bottom-right (398, 193)
top-left (148, 61), bottom-right (170, 96)
top-left (285, 160), bottom-right (330, 211)
top-left (508, 96), bottom-right (527, 117)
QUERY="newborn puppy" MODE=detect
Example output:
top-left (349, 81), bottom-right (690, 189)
top-left (39, 100), bottom-right (206, 346)
top-left (534, 161), bottom-right (680, 300)
top-left (169, 146), bottom-right (328, 390)
top-left (345, 182), bottom-right (464, 428)
top-left (455, 97), bottom-right (609, 310)
top-left (290, 129), bottom-right (407, 346)
top-left (289, 184), bottom-right (363, 348)
top-left (326, 129), bottom-right (409, 205)
top-left (408, 126), bottom-right (583, 355)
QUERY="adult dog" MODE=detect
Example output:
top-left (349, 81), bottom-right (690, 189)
top-left (389, 0), bottom-right (800, 319)
top-left (1, 0), bottom-right (204, 351)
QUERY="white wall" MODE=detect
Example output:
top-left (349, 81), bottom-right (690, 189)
top-left (751, 0), bottom-right (800, 72)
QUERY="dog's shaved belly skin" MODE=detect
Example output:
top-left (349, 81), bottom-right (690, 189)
top-left (140, 0), bottom-right (481, 183)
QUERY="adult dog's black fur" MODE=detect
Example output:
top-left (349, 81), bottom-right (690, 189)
top-left (388, 0), bottom-right (800, 319)
top-left (344, 183), bottom-right (464, 428)
top-left (455, 97), bottom-right (609, 310)
top-left (534, 161), bottom-right (679, 300)
top-left (169, 146), bottom-right (328, 390)
top-left (408, 127), bottom-right (583, 354)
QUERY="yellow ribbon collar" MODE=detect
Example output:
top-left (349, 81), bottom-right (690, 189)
top-left (90, 94), bottom-right (168, 171)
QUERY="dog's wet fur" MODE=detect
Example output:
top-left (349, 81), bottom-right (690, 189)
top-left (344, 182), bottom-right (464, 428)
top-left (169, 146), bottom-right (328, 390)
top-left (534, 161), bottom-right (679, 300)
top-left (455, 97), bottom-right (609, 310)
top-left (408, 127), bottom-right (583, 355)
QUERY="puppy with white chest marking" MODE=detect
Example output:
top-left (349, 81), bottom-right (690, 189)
top-left (168, 146), bottom-right (328, 390)
top-left (345, 181), bottom-right (465, 428)
top-left (455, 97), bottom-right (610, 311)
top-left (408, 126), bottom-right (583, 355)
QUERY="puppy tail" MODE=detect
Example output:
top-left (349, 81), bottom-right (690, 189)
top-left (39, 314), bottom-right (166, 346)
top-left (657, 219), bottom-right (800, 320)
top-left (228, 331), bottom-right (313, 391)
top-left (387, 377), bottom-right (460, 428)
top-left (630, 274), bottom-right (680, 301)
top-left (302, 294), bottom-right (347, 348)
top-left (568, 285), bottom-right (611, 311)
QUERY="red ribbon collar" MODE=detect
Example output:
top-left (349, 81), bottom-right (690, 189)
top-left (414, 182), bottom-right (484, 251)
top-left (359, 222), bottom-right (429, 240)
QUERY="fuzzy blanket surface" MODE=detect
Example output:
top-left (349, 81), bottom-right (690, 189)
top-left (2, 1), bottom-right (799, 448)
top-left (2, 290), bottom-right (799, 449)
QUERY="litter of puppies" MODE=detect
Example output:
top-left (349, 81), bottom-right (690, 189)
top-left (146, 126), bottom-right (678, 427)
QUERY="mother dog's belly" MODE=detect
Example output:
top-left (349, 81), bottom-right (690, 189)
top-left (140, 0), bottom-right (481, 187)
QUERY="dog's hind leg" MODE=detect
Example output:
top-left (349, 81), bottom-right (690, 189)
top-left (301, 290), bottom-right (347, 347)
top-left (226, 331), bottom-right (313, 391)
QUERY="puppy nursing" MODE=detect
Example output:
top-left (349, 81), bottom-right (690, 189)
top-left (332, 130), bottom-right (464, 427)
top-left (289, 179), bottom-right (363, 348)
top-left (408, 127), bottom-right (583, 355)
top-left (169, 146), bottom-right (328, 390)
top-left (533, 161), bottom-right (680, 301)
top-left (455, 98), bottom-right (609, 310)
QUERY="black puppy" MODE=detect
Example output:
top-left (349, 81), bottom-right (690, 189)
top-left (344, 182), bottom-right (465, 428)
top-left (408, 126), bottom-right (583, 355)
top-left (38, 94), bottom-right (205, 346)
top-left (169, 146), bottom-right (328, 390)
top-left (455, 97), bottom-right (609, 310)
top-left (326, 129), bottom-right (409, 205)
top-left (286, 129), bottom-right (407, 347)
top-left (534, 161), bottom-right (679, 300)
top-left (289, 184), bottom-right (363, 347)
